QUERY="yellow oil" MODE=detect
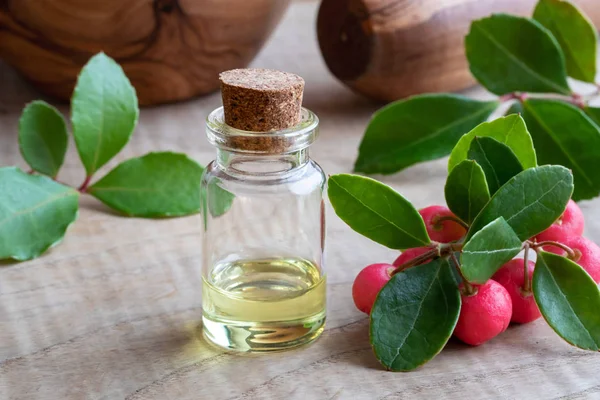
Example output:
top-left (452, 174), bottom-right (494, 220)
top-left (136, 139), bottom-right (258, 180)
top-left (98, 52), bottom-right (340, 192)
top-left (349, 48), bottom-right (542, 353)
top-left (202, 257), bottom-right (326, 352)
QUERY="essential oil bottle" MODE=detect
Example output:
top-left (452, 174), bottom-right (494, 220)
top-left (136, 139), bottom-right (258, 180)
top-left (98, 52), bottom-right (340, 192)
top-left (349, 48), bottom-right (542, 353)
top-left (200, 69), bottom-right (326, 352)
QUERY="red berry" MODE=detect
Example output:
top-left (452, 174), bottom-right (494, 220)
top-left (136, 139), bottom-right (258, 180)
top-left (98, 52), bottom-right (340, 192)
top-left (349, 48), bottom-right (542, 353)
top-left (419, 205), bottom-right (466, 243)
top-left (352, 263), bottom-right (394, 314)
top-left (454, 280), bottom-right (512, 346)
top-left (536, 199), bottom-right (584, 242)
top-left (544, 236), bottom-right (600, 283)
top-left (393, 247), bottom-right (431, 268)
top-left (492, 259), bottom-right (541, 324)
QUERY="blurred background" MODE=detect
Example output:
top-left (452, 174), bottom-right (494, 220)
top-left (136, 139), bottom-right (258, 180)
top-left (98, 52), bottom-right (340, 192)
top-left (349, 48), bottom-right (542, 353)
top-left (1, 0), bottom-right (598, 108)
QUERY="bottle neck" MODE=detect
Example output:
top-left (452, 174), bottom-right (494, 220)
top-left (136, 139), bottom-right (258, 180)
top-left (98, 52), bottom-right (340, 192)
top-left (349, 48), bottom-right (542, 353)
top-left (216, 148), bottom-right (309, 176)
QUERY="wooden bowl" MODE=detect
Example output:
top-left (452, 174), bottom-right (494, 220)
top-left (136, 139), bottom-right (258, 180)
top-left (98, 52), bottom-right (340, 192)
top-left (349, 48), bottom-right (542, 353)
top-left (317, 0), bottom-right (600, 102)
top-left (0, 0), bottom-right (291, 105)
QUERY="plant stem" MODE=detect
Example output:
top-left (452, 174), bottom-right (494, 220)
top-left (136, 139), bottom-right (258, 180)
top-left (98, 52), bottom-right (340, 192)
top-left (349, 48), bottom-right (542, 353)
top-left (522, 242), bottom-right (532, 293)
top-left (500, 92), bottom-right (588, 109)
top-left (500, 92), bottom-right (527, 103)
top-left (530, 240), bottom-right (576, 259)
top-left (78, 176), bottom-right (92, 193)
top-left (435, 215), bottom-right (469, 230)
top-left (450, 252), bottom-right (475, 295)
top-left (391, 247), bottom-right (439, 276)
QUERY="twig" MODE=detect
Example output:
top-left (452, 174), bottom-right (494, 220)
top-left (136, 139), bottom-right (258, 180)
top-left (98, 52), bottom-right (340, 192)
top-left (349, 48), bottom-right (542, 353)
top-left (450, 252), bottom-right (475, 295)
top-left (78, 175), bottom-right (92, 193)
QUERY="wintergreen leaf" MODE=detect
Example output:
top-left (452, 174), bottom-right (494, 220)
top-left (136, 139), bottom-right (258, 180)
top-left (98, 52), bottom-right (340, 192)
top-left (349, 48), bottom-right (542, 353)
top-left (18, 100), bottom-right (68, 177)
top-left (533, 0), bottom-right (597, 82)
top-left (534, 251), bottom-right (600, 351)
top-left (467, 165), bottom-right (573, 241)
top-left (328, 174), bottom-right (430, 249)
top-left (354, 94), bottom-right (498, 174)
top-left (585, 106), bottom-right (600, 126)
top-left (465, 14), bottom-right (570, 95)
top-left (467, 136), bottom-right (523, 194)
top-left (88, 152), bottom-right (203, 217)
top-left (523, 99), bottom-right (600, 200)
top-left (444, 160), bottom-right (490, 224)
top-left (460, 217), bottom-right (522, 284)
top-left (201, 179), bottom-right (235, 218)
top-left (449, 114), bottom-right (537, 172)
top-left (0, 167), bottom-right (79, 261)
top-left (370, 259), bottom-right (461, 371)
top-left (72, 52), bottom-right (139, 177)
top-left (505, 101), bottom-right (524, 116)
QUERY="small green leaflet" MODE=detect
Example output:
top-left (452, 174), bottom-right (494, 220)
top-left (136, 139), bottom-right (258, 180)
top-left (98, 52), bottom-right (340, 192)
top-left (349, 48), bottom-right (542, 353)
top-left (534, 251), bottom-right (600, 351)
top-left (444, 160), bottom-right (490, 224)
top-left (467, 136), bottom-right (523, 194)
top-left (354, 94), bottom-right (498, 174)
top-left (465, 14), bottom-right (570, 95)
top-left (0, 167), bottom-right (79, 260)
top-left (328, 174), bottom-right (430, 249)
top-left (460, 217), bottom-right (522, 284)
top-left (523, 99), bottom-right (600, 201)
top-left (72, 53), bottom-right (139, 177)
top-left (467, 165), bottom-right (573, 241)
top-left (533, 0), bottom-right (598, 83)
top-left (370, 259), bottom-right (461, 371)
top-left (88, 152), bottom-right (203, 217)
top-left (18, 100), bottom-right (68, 178)
top-left (448, 114), bottom-right (537, 172)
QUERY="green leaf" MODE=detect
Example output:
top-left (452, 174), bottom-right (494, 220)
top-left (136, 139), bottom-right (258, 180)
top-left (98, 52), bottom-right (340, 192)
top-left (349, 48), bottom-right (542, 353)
top-left (449, 114), bottom-right (537, 172)
top-left (0, 167), bottom-right (79, 261)
top-left (444, 160), bottom-right (490, 224)
top-left (201, 179), bottom-right (235, 219)
top-left (534, 251), bottom-right (600, 351)
top-left (533, 0), bottom-right (597, 82)
top-left (523, 99), bottom-right (600, 200)
top-left (585, 106), bottom-right (600, 126)
top-left (467, 136), bottom-right (524, 194)
top-left (370, 258), bottom-right (461, 371)
top-left (328, 174), bottom-right (430, 249)
top-left (467, 165), bottom-right (573, 241)
top-left (505, 101), bottom-right (524, 116)
top-left (465, 14), bottom-right (570, 95)
top-left (354, 94), bottom-right (498, 174)
top-left (88, 152), bottom-right (203, 217)
top-left (18, 100), bottom-right (68, 177)
top-left (72, 52), bottom-right (139, 177)
top-left (460, 217), bottom-right (522, 284)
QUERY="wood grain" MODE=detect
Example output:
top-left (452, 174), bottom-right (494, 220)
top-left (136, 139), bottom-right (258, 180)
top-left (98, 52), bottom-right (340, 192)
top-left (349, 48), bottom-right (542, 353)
top-left (317, 0), bottom-right (600, 102)
top-left (1, 2), bottom-right (600, 399)
top-left (0, 0), bottom-right (290, 105)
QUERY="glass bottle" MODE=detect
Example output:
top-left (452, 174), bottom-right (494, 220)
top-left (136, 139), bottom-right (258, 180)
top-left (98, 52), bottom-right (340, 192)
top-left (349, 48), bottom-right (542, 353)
top-left (200, 105), bottom-right (326, 352)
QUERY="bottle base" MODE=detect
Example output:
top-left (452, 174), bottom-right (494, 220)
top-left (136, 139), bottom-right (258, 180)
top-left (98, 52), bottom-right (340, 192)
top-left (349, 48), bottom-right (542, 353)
top-left (202, 312), bottom-right (326, 352)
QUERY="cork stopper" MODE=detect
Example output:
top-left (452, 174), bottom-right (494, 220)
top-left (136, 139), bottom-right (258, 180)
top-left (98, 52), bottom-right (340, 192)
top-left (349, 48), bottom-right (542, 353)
top-left (220, 68), bottom-right (305, 132)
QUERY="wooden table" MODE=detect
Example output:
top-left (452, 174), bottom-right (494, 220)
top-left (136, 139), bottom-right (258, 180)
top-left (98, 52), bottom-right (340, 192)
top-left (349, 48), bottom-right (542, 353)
top-left (2, 2), bottom-right (600, 399)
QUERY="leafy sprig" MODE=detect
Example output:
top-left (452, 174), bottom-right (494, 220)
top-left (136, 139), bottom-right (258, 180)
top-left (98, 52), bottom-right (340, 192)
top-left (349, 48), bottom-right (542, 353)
top-left (355, 0), bottom-right (600, 201)
top-left (330, 116), bottom-right (600, 371)
top-left (1, 53), bottom-right (215, 261)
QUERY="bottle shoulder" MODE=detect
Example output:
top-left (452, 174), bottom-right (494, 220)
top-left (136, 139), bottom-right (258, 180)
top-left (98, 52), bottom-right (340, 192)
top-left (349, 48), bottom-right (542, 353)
top-left (202, 158), bottom-right (326, 194)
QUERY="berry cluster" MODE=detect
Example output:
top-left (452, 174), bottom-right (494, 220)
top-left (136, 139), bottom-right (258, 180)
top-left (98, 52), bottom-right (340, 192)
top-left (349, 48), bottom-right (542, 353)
top-left (352, 202), bottom-right (599, 346)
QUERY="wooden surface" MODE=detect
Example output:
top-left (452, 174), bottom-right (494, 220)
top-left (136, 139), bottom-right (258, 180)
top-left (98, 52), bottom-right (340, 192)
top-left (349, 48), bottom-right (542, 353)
top-left (317, 0), bottom-right (600, 102)
top-left (0, 0), bottom-right (290, 105)
top-left (2, 2), bottom-right (600, 399)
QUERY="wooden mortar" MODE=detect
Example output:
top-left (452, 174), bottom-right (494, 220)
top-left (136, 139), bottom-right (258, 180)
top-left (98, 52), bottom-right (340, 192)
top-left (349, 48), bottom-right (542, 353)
top-left (0, 0), bottom-right (290, 105)
top-left (317, 0), bottom-right (600, 102)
